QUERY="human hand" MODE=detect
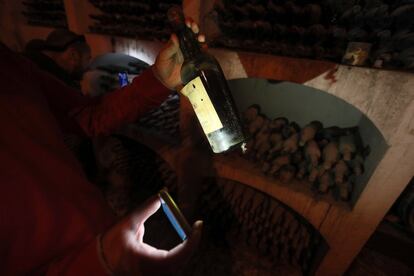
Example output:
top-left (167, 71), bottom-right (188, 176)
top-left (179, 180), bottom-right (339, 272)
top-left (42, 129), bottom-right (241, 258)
top-left (152, 18), bottom-right (205, 90)
top-left (101, 195), bottom-right (203, 275)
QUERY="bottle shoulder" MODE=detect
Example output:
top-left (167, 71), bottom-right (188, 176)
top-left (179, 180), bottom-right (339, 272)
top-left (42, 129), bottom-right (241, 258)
top-left (181, 52), bottom-right (221, 83)
top-left (183, 52), bottom-right (218, 67)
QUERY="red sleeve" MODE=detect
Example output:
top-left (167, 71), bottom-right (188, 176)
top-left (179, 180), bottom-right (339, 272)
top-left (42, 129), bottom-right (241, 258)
top-left (33, 63), bottom-right (172, 137)
top-left (70, 68), bottom-right (172, 137)
top-left (45, 238), bottom-right (109, 276)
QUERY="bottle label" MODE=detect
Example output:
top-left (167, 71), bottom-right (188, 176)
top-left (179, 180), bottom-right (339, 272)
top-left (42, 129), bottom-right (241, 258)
top-left (181, 76), bottom-right (223, 135)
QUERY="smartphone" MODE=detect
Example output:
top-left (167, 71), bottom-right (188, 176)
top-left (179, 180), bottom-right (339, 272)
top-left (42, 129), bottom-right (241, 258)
top-left (118, 72), bottom-right (129, 87)
top-left (158, 188), bottom-right (192, 241)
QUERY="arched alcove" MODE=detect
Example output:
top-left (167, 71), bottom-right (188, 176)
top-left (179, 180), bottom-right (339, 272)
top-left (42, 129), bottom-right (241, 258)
top-left (228, 78), bottom-right (389, 207)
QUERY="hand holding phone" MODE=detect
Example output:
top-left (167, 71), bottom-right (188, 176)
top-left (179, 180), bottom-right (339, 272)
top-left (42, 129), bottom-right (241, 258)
top-left (159, 188), bottom-right (192, 241)
top-left (99, 193), bottom-right (202, 275)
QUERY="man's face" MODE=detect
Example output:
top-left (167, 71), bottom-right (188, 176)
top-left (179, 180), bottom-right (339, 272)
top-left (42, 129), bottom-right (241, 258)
top-left (70, 44), bottom-right (91, 80)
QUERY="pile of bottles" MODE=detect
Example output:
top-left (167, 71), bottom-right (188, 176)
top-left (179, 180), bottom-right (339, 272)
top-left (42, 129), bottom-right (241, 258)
top-left (89, 0), bottom-right (182, 41)
top-left (211, 0), bottom-right (414, 70)
top-left (22, 0), bottom-right (67, 28)
top-left (183, 177), bottom-right (326, 274)
top-left (242, 104), bottom-right (370, 202)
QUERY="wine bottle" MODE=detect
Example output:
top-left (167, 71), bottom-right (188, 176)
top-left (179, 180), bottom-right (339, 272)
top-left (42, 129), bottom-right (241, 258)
top-left (168, 6), bottom-right (245, 153)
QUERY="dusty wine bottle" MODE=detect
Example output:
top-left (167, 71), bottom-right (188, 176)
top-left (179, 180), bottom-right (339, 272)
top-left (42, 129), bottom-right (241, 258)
top-left (168, 6), bottom-right (245, 153)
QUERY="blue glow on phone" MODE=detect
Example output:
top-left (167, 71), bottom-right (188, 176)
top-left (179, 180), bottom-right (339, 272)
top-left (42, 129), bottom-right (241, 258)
top-left (160, 198), bottom-right (187, 241)
top-left (118, 72), bottom-right (129, 87)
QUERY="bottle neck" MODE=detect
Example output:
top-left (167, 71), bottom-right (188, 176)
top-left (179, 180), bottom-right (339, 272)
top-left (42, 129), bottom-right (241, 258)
top-left (177, 27), bottom-right (202, 61)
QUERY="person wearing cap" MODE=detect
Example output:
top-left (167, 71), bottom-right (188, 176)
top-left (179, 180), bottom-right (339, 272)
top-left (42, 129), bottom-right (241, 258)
top-left (24, 29), bottom-right (91, 90)
top-left (24, 30), bottom-right (98, 182)
top-left (0, 19), bottom-right (204, 275)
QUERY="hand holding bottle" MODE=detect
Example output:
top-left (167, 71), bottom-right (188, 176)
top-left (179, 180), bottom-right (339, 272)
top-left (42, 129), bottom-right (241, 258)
top-left (152, 18), bottom-right (205, 90)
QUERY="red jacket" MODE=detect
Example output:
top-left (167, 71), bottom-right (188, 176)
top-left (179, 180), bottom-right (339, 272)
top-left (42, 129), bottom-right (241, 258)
top-left (0, 44), bottom-right (171, 275)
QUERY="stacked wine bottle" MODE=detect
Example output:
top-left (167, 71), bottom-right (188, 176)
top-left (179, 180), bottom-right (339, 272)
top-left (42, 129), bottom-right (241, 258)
top-left (89, 0), bottom-right (182, 41)
top-left (211, 0), bottom-right (414, 70)
top-left (135, 93), bottom-right (181, 141)
top-left (95, 134), bottom-right (178, 217)
top-left (22, 0), bottom-right (68, 28)
top-left (184, 177), bottom-right (327, 275)
top-left (242, 104), bottom-right (370, 202)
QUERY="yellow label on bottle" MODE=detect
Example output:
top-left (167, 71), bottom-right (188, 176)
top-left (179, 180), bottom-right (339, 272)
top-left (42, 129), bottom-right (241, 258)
top-left (181, 76), bottom-right (223, 135)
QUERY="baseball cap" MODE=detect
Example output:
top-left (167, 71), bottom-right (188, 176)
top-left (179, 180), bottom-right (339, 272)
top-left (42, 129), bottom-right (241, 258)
top-left (43, 29), bottom-right (86, 52)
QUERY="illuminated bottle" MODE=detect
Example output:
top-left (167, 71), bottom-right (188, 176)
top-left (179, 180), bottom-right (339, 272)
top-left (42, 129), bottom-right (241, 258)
top-left (168, 6), bottom-right (245, 153)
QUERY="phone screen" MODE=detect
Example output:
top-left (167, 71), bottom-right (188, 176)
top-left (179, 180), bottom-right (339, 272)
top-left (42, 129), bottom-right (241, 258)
top-left (159, 188), bottom-right (192, 241)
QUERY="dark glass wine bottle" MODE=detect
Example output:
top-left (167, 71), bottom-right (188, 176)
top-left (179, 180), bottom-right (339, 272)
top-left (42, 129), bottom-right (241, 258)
top-left (168, 6), bottom-right (245, 153)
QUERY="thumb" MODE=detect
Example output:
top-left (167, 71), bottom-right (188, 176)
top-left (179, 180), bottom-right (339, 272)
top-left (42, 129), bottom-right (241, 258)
top-left (129, 195), bottom-right (161, 230)
top-left (158, 34), bottom-right (180, 61)
top-left (163, 220), bottom-right (203, 264)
